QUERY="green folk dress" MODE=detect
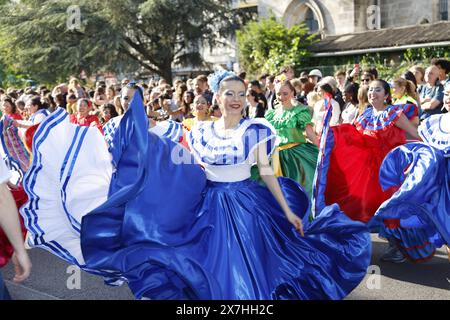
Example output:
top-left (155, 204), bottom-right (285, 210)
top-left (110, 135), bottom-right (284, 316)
top-left (264, 106), bottom-right (319, 198)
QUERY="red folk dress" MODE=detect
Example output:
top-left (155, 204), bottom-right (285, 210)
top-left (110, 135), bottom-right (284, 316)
top-left (314, 103), bottom-right (418, 223)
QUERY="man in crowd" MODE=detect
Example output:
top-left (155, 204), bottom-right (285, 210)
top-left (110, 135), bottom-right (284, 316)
top-left (265, 75), bottom-right (276, 110)
top-left (193, 75), bottom-right (213, 104)
top-left (419, 65), bottom-right (445, 120)
top-left (258, 73), bottom-right (269, 92)
top-left (431, 58), bottom-right (450, 90)
top-left (308, 69), bottom-right (322, 85)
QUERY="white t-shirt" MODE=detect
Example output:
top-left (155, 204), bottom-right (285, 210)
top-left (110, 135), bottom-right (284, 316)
top-left (341, 103), bottom-right (359, 124)
top-left (0, 157), bottom-right (11, 184)
top-left (313, 98), bottom-right (341, 135)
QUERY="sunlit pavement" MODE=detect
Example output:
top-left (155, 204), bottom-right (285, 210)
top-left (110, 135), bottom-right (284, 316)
top-left (3, 235), bottom-right (449, 300)
top-left (347, 235), bottom-right (450, 300)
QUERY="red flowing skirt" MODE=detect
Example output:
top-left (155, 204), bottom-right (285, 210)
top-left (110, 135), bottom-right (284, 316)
top-left (323, 124), bottom-right (404, 225)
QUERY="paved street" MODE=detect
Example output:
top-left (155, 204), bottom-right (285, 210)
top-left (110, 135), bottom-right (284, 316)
top-left (3, 248), bottom-right (134, 300)
top-left (2, 235), bottom-right (449, 300)
top-left (347, 235), bottom-right (450, 300)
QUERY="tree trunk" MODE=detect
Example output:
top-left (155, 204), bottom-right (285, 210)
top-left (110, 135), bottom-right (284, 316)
top-left (161, 68), bottom-right (173, 85)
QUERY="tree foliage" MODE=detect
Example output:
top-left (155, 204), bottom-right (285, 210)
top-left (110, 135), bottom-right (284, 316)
top-left (0, 58), bottom-right (33, 88)
top-left (0, 0), bottom-right (249, 84)
top-left (403, 46), bottom-right (450, 62)
top-left (306, 45), bottom-right (450, 82)
top-left (236, 17), bottom-right (318, 78)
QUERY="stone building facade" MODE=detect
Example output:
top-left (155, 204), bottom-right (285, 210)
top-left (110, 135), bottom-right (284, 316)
top-left (258, 0), bottom-right (449, 36)
top-left (175, 0), bottom-right (450, 77)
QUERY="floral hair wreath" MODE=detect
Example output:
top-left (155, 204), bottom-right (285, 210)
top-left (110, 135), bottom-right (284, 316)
top-left (208, 69), bottom-right (236, 93)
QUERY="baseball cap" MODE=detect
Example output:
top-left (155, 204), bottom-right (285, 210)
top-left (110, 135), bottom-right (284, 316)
top-left (308, 69), bottom-right (323, 78)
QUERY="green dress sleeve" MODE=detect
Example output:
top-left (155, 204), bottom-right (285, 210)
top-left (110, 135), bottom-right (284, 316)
top-left (293, 106), bottom-right (313, 131)
top-left (265, 109), bottom-right (275, 122)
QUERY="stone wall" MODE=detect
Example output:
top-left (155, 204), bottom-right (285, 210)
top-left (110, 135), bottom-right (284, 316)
top-left (380, 0), bottom-right (435, 28)
top-left (258, 0), bottom-right (449, 36)
top-left (259, 0), bottom-right (355, 36)
top-left (317, 0), bottom-right (355, 35)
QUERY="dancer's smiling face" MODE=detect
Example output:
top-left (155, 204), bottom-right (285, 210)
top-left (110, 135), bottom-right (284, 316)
top-left (77, 99), bottom-right (90, 118)
top-left (193, 95), bottom-right (209, 115)
top-left (368, 81), bottom-right (389, 110)
top-left (1, 100), bottom-right (14, 115)
top-left (276, 84), bottom-right (295, 106)
top-left (217, 80), bottom-right (246, 117)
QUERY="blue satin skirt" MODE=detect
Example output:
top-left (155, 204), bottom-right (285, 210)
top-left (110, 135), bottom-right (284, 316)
top-left (376, 142), bottom-right (450, 251)
top-left (79, 92), bottom-right (371, 300)
top-left (82, 176), bottom-right (371, 300)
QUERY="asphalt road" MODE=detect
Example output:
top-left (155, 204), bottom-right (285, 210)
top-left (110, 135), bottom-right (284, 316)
top-left (347, 235), bottom-right (450, 300)
top-left (2, 235), bottom-right (449, 300)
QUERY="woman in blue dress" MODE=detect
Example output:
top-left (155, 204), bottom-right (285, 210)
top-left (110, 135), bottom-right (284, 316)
top-left (374, 89), bottom-right (450, 261)
top-left (20, 73), bottom-right (371, 300)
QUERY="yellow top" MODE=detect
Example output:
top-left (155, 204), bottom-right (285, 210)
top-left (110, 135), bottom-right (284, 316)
top-left (182, 116), bottom-right (219, 131)
top-left (66, 102), bottom-right (77, 114)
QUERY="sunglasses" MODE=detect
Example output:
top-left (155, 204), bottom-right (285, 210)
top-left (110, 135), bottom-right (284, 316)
top-left (121, 96), bottom-right (130, 101)
top-left (362, 78), bottom-right (371, 82)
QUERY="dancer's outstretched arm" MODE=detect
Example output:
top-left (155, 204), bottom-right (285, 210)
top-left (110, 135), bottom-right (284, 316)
top-left (254, 143), bottom-right (304, 236)
top-left (395, 114), bottom-right (421, 140)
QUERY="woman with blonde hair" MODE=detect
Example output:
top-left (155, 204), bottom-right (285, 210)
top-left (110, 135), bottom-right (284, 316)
top-left (392, 78), bottom-right (419, 126)
top-left (306, 91), bottom-right (320, 112)
top-left (357, 85), bottom-right (370, 117)
top-left (113, 95), bottom-right (124, 115)
top-left (409, 65), bottom-right (425, 88)
top-left (392, 78), bottom-right (418, 103)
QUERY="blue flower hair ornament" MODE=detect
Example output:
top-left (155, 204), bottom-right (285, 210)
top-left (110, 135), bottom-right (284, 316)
top-left (126, 81), bottom-right (144, 99)
top-left (208, 69), bottom-right (236, 93)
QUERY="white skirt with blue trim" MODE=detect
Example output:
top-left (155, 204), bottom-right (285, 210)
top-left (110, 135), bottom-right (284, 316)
top-left (21, 108), bottom-right (113, 272)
